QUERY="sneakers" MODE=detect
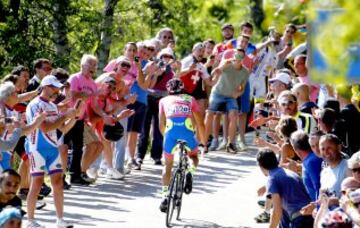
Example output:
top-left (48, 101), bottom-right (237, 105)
top-left (226, 143), bottom-right (238, 153)
top-left (57, 219), bottom-right (74, 228)
top-left (27, 220), bottom-right (45, 228)
top-left (18, 188), bottom-right (44, 201)
top-left (80, 172), bottom-right (96, 183)
top-left (127, 159), bottom-right (141, 170)
top-left (63, 175), bottom-right (71, 190)
top-left (254, 211), bottom-right (270, 223)
top-left (36, 200), bottom-right (47, 210)
top-left (86, 168), bottom-right (98, 180)
top-left (70, 176), bottom-right (91, 186)
top-left (216, 140), bottom-right (227, 151)
top-left (159, 198), bottom-right (168, 213)
top-left (136, 158), bottom-right (143, 165)
top-left (40, 183), bottom-right (51, 197)
top-left (153, 159), bottom-right (162, 166)
top-left (238, 141), bottom-right (248, 151)
top-left (208, 138), bottom-right (219, 151)
top-left (106, 168), bottom-right (125, 180)
top-left (97, 168), bottom-right (107, 177)
top-left (184, 172), bottom-right (193, 194)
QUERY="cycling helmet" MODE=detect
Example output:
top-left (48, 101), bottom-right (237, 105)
top-left (166, 78), bottom-right (184, 94)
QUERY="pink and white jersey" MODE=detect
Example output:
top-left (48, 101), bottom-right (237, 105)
top-left (26, 96), bottom-right (59, 151)
top-left (159, 94), bottom-right (199, 119)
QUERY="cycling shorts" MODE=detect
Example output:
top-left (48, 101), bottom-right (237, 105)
top-left (163, 117), bottom-right (198, 159)
top-left (28, 146), bottom-right (62, 176)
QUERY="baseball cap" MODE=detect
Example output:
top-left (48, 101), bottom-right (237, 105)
top-left (192, 42), bottom-right (204, 51)
top-left (269, 72), bottom-right (291, 85)
top-left (40, 75), bottom-right (63, 88)
top-left (157, 47), bottom-right (174, 59)
top-left (222, 23), bottom-right (234, 31)
top-left (348, 151), bottom-right (360, 169)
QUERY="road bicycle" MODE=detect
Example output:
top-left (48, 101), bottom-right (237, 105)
top-left (165, 140), bottom-right (189, 227)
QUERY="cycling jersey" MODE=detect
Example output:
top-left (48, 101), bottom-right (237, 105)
top-left (25, 96), bottom-right (62, 176)
top-left (159, 94), bottom-right (199, 157)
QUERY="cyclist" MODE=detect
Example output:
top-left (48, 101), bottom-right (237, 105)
top-left (158, 78), bottom-right (206, 212)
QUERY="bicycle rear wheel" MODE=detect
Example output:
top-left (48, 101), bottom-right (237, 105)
top-left (176, 173), bottom-right (185, 220)
top-left (166, 172), bottom-right (179, 227)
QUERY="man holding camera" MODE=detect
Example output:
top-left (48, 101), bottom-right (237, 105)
top-left (204, 48), bottom-right (249, 153)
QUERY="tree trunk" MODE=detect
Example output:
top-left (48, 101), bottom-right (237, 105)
top-left (250, 0), bottom-right (265, 34)
top-left (96, 0), bottom-right (119, 75)
top-left (52, 0), bottom-right (71, 69)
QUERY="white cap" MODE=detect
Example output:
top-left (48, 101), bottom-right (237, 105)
top-left (269, 72), bottom-right (291, 85)
top-left (40, 75), bottom-right (63, 88)
top-left (192, 42), bottom-right (204, 51)
top-left (348, 151), bottom-right (360, 169)
top-left (157, 48), bottom-right (174, 59)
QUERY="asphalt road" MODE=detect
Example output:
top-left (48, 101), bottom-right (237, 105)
top-left (27, 136), bottom-right (269, 228)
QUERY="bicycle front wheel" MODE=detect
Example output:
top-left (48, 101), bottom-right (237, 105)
top-left (166, 172), bottom-right (179, 227)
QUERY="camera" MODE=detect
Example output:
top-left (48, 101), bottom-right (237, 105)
top-left (4, 117), bottom-right (13, 124)
top-left (134, 56), bottom-right (139, 63)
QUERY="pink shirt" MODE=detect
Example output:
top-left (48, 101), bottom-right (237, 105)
top-left (68, 72), bottom-right (98, 119)
top-left (159, 94), bottom-right (199, 119)
top-left (298, 75), bottom-right (319, 103)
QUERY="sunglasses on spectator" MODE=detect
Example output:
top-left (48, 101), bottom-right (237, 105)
top-left (42, 67), bottom-right (52, 71)
top-left (280, 100), bottom-right (295, 107)
top-left (351, 167), bottom-right (360, 173)
top-left (120, 63), bottom-right (131, 68)
top-left (286, 30), bottom-right (295, 34)
top-left (162, 36), bottom-right (172, 39)
top-left (147, 47), bottom-right (155, 52)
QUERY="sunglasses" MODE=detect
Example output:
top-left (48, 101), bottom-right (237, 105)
top-left (286, 30), bottom-right (295, 34)
top-left (351, 167), bottom-right (360, 173)
top-left (120, 63), bottom-right (131, 68)
top-left (42, 67), bottom-right (52, 71)
top-left (280, 100), bottom-right (295, 107)
top-left (147, 47), bottom-right (155, 52)
top-left (162, 36), bottom-right (172, 39)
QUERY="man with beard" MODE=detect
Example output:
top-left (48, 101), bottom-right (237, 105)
top-left (25, 75), bottom-right (80, 228)
top-left (0, 170), bottom-right (21, 211)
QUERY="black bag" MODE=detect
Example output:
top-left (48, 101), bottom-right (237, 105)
top-left (103, 121), bottom-right (124, 141)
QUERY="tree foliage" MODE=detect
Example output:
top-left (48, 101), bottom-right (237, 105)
top-left (3, 0), bottom-right (356, 84)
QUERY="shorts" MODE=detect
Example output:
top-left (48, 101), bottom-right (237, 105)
top-left (163, 117), bottom-right (198, 159)
top-left (83, 123), bottom-right (100, 145)
top-left (14, 136), bottom-right (28, 161)
top-left (208, 93), bottom-right (238, 113)
top-left (28, 146), bottom-right (62, 176)
top-left (0, 152), bottom-right (12, 172)
top-left (237, 81), bottom-right (251, 113)
top-left (127, 101), bottom-right (146, 133)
